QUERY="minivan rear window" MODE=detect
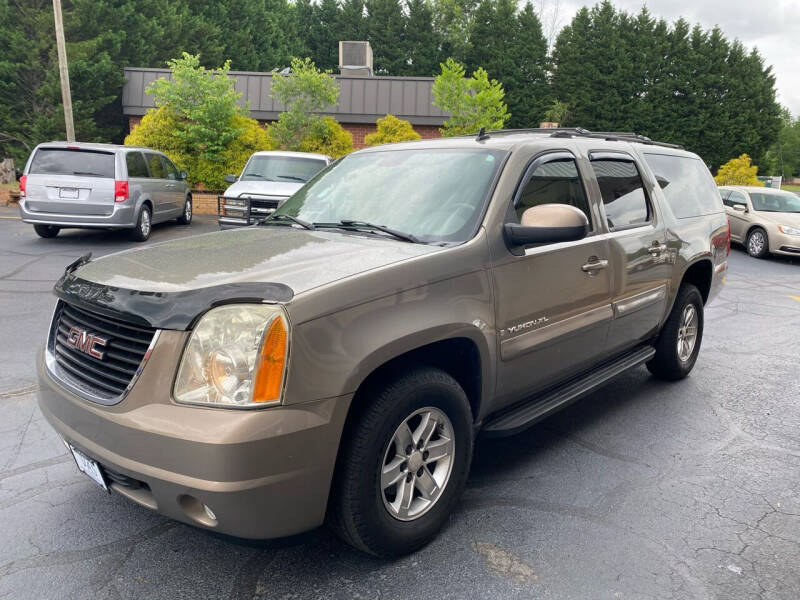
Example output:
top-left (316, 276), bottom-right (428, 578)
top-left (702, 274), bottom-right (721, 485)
top-left (29, 148), bottom-right (115, 178)
top-left (643, 153), bottom-right (722, 218)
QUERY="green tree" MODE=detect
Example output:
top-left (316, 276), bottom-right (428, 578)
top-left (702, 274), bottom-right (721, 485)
top-left (403, 0), bottom-right (442, 76)
top-left (338, 0), bottom-right (368, 41)
top-left (765, 108), bottom-right (800, 177)
top-left (714, 154), bottom-right (763, 186)
top-left (366, 0), bottom-right (407, 74)
top-left (299, 116), bottom-right (354, 157)
top-left (364, 114), bottom-right (422, 145)
top-left (432, 0), bottom-right (476, 64)
top-left (432, 58), bottom-right (509, 136)
top-left (147, 53), bottom-right (245, 160)
top-left (268, 57), bottom-right (340, 150)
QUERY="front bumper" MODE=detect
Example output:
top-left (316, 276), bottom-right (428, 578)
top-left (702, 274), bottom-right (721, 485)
top-left (19, 199), bottom-right (135, 228)
top-left (36, 332), bottom-right (351, 539)
top-left (768, 227), bottom-right (800, 256)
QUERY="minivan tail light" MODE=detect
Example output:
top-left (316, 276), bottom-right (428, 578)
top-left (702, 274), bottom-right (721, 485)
top-left (114, 180), bottom-right (129, 202)
top-left (726, 217), bottom-right (731, 256)
top-left (19, 175), bottom-right (26, 197)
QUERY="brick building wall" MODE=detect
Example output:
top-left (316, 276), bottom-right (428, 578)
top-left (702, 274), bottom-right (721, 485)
top-left (127, 116), bottom-right (441, 149)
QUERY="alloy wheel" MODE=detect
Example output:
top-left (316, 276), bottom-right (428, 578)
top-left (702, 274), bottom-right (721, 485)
top-left (748, 230), bottom-right (765, 256)
top-left (677, 304), bottom-right (698, 362)
top-left (380, 407), bottom-right (455, 521)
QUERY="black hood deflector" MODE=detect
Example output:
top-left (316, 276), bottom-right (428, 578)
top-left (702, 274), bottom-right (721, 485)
top-left (54, 273), bottom-right (294, 330)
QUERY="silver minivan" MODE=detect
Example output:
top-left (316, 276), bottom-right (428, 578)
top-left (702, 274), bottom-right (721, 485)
top-left (19, 142), bottom-right (192, 241)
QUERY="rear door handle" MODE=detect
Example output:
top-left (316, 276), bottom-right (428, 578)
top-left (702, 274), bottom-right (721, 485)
top-left (581, 257), bottom-right (609, 272)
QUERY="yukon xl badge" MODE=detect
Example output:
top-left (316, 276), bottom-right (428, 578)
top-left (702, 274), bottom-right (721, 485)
top-left (66, 327), bottom-right (108, 360)
top-left (502, 316), bottom-right (549, 337)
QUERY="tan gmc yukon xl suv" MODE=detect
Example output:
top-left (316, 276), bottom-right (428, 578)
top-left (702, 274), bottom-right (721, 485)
top-left (37, 129), bottom-right (729, 556)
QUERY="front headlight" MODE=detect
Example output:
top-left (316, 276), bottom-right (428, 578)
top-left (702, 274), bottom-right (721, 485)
top-left (174, 304), bottom-right (288, 408)
top-left (778, 224), bottom-right (800, 236)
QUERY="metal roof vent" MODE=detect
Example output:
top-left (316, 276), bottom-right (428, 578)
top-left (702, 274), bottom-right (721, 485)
top-left (339, 41), bottom-right (373, 77)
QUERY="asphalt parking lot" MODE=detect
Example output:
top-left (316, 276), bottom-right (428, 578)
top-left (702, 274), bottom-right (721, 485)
top-left (1, 209), bottom-right (798, 600)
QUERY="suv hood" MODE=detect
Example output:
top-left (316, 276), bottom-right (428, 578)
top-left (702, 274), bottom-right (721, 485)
top-left (74, 226), bottom-right (439, 295)
top-left (223, 180), bottom-right (303, 198)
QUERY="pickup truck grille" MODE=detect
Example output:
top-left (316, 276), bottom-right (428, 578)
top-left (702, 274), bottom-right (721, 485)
top-left (249, 197), bottom-right (283, 214)
top-left (49, 300), bottom-right (156, 400)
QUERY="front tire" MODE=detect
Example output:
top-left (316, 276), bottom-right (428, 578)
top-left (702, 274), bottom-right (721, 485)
top-left (646, 284), bottom-right (704, 380)
top-left (176, 196), bottom-right (192, 225)
top-left (329, 367), bottom-right (474, 557)
top-left (746, 227), bottom-right (769, 258)
top-left (33, 224), bottom-right (60, 238)
top-left (130, 205), bottom-right (152, 242)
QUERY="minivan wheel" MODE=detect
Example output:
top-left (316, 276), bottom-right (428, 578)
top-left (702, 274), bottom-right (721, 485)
top-left (130, 205), bottom-right (151, 242)
top-left (33, 224), bottom-right (60, 238)
top-left (177, 197), bottom-right (192, 225)
top-left (746, 227), bottom-right (769, 258)
top-left (646, 284), bottom-right (704, 381)
top-left (329, 367), bottom-right (474, 557)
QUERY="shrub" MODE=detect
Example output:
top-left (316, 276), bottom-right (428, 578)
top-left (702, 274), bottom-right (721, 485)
top-left (364, 114), bottom-right (422, 146)
top-left (297, 117), bottom-right (354, 158)
top-left (432, 58), bottom-right (510, 137)
top-left (714, 154), bottom-right (764, 186)
top-left (125, 108), bottom-right (272, 189)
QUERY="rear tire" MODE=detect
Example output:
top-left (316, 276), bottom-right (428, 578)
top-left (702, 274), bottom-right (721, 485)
top-left (130, 205), bottom-right (152, 242)
top-left (746, 227), bottom-right (769, 258)
top-left (33, 224), bottom-right (60, 238)
top-left (176, 196), bottom-right (192, 225)
top-left (646, 284), bottom-right (704, 380)
top-left (329, 367), bottom-right (474, 557)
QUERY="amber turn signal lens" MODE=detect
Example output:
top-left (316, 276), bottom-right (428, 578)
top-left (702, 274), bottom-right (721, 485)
top-left (252, 316), bottom-right (288, 403)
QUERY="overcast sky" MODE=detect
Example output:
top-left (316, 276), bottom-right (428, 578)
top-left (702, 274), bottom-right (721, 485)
top-left (539, 0), bottom-right (800, 117)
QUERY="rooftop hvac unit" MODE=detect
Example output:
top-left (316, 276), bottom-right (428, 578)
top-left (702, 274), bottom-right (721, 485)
top-left (339, 41), bottom-right (373, 77)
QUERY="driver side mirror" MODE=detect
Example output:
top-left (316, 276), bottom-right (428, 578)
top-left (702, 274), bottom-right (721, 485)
top-left (732, 204), bottom-right (747, 213)
top-left (225, 174), bottom-right (238, 184)
top-left (504, 204), bottom-right (589, 247)
top-left (179, 171), bottom-right (188, 180)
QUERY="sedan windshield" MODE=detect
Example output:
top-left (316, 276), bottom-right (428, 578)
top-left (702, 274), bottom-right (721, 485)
top-left (750, 191), bottom-right (800, 213)
top-left (271, 148), bottom-right (506, 243)
top-left (240, 155), bottom-right (327, 183)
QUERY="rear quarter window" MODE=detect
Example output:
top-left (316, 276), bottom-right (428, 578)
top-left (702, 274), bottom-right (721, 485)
top-left (29, 148), bottom-right (115, 178)
top-left (643, 153), bottom-right (723, 218)
top-left (126, 152), bottom-right (149, 178)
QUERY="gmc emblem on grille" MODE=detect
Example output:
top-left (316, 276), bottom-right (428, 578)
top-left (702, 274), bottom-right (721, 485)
top-left (66, 327), bottom-right (108, 360)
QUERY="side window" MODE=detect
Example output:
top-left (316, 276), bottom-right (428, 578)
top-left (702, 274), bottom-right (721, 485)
top-left (726, 191), bottom-right (748, 208)
top-left (590, 157), bottom-right (651, 230)
top-left (514, 157), bottom-right (592, 224)
top-left (125, 152), bottom-right (149, 178)
top-left (161, 156), bottom-right (179, 180)
top-left (144, 152), bottom-right (166, 179)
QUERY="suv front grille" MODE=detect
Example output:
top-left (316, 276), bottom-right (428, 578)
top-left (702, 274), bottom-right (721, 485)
top-left (49, 300), bottom-right (157, 401)
top-left (248, 197), bottom-right (285, 214)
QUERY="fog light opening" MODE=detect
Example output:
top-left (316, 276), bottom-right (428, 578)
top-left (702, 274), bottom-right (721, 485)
top-left (178, 494), bottom-right (218, 527)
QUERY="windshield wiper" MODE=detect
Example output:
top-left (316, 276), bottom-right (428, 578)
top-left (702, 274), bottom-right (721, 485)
top-left (316, 220), bottom-right (421, 243)
top-left (259, 213), bottom-right (315, 230)
top-left (72, 171), bottom-right (102, 176)
top-left (241, 174), bottom-right (274, 181)
top-left (276, 175), bottom-right (306, 182)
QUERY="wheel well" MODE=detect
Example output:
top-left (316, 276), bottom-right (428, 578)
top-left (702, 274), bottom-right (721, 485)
top-left (348, 338), bottom-right (482, 425)
top-left (745, 224), bottom-right (765, 240)
top-left (681, 260), bottom-right (712, 304)
top-left (141, 199), bottom-right (153, 212)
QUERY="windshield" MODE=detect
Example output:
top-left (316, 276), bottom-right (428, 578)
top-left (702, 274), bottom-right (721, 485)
top-left (750, 191), bottom-right (800, 213)
top-left (240, 155), bottom-right (327, 183)
top-left (271, 148), bottom-right (506, 243)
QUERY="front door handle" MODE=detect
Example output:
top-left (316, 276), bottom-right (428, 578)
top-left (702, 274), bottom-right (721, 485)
top-left (581, 257), bottom-right (609, 272)
top-left (648, 241), bottom-right (666, 256)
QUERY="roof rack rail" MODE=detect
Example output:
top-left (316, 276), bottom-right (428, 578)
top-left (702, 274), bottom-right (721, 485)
top-left (484, 128), bottom-right (684, 149)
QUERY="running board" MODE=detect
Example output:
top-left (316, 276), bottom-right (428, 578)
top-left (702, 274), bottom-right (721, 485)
top-left (482, 346), bottom-right (656, 437)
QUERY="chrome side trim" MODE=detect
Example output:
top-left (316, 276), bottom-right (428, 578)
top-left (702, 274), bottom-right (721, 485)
top-left (501, 304), bottom-right (613, 360)
top-left (524, 224), bottom-right (656, 257)
top-left (44, 302), bottom-right (161, 406)
top-left (612, 285), bottom-right (667, 318)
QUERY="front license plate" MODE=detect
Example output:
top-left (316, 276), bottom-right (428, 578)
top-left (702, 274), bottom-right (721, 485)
top-left (59, 187), bottom-right (79, 199)
top-left (69, 445), bottom-right (108, 491)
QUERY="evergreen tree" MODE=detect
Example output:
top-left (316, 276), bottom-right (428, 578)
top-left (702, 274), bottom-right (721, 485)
top-left (365, 0), bottom-right (407, 74)
top-left (403, 0), bottom-right (441, 76)
top-left (338, 0), bottom-right (368, 42)
top-left (507, 2), bottom-right (551, 127)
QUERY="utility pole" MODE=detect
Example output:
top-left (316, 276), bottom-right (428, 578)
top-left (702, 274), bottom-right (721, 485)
top-left (52, 0), bottom-right (75, 141)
